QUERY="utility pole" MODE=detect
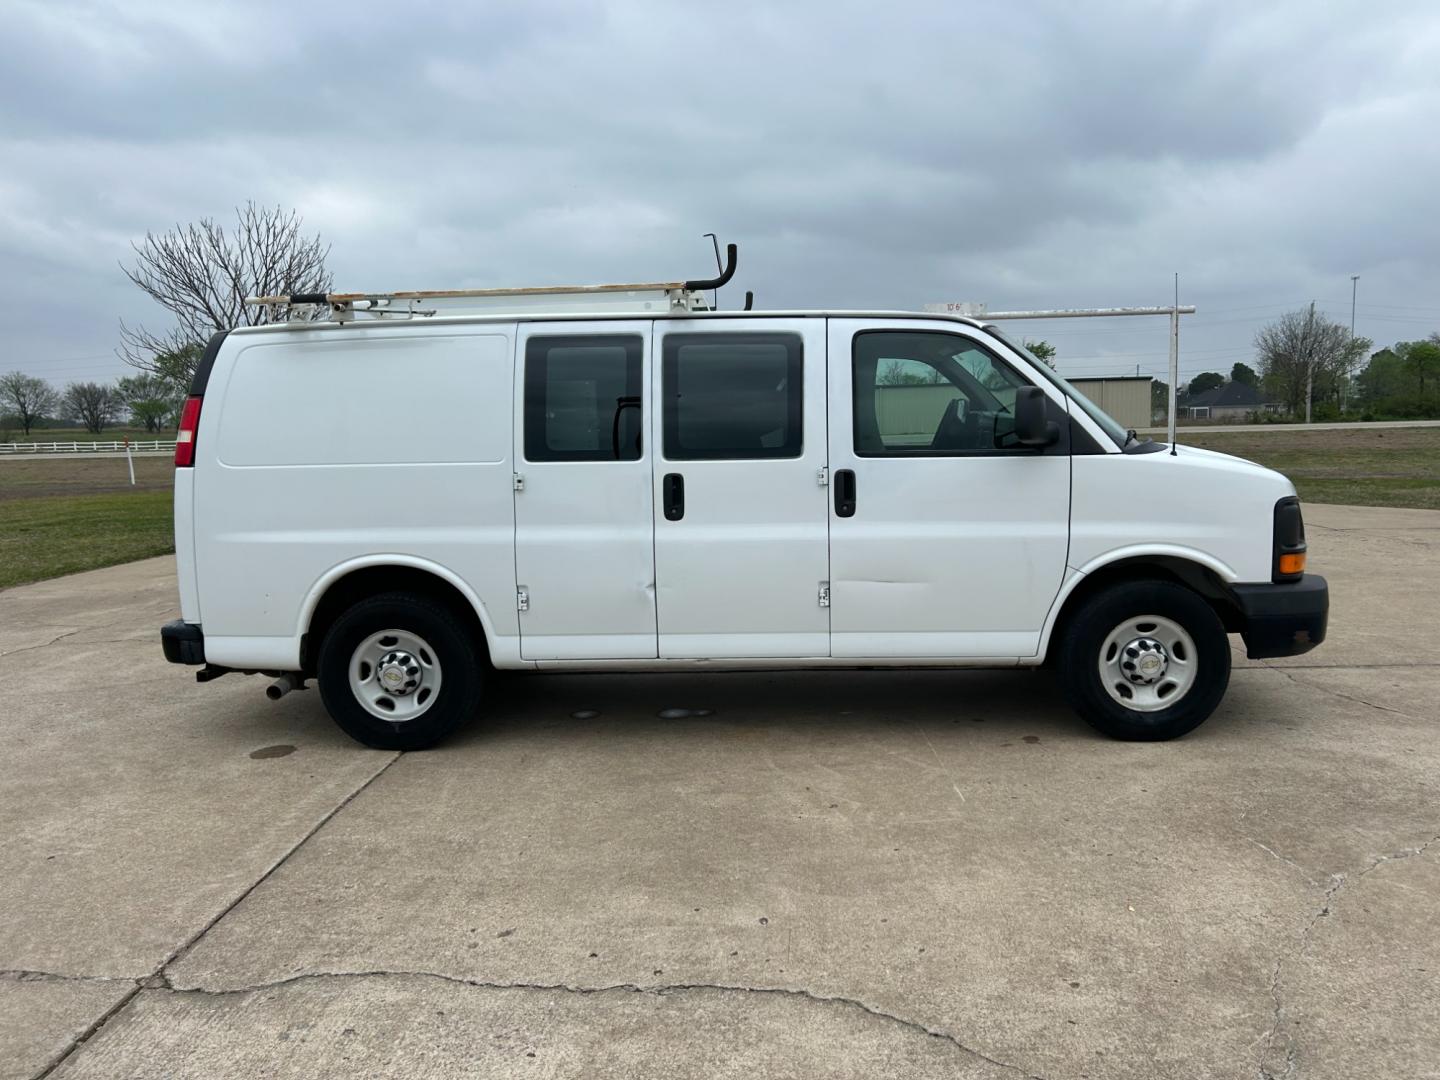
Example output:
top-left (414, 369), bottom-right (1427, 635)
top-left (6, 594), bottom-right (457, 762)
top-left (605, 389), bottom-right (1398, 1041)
top-left (1344, 274), bottom-right (1359, 413)
top-left (1304, 300), bottom-right (1316, 424)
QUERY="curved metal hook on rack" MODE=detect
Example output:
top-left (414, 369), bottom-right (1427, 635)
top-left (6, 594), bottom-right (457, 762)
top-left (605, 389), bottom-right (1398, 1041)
top-left (684, 244), bottom-right (737, 292)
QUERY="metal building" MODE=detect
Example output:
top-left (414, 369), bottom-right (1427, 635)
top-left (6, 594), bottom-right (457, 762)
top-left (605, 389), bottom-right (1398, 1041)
top-left (1067, 375), bottom-right (1153, 430)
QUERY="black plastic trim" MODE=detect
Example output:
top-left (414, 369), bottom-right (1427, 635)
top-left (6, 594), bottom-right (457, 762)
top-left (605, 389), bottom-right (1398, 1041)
top-left (1069, 417), bottom-right (1105, 455)
top-left (188, 330), bottom-right (230, 396)
top-left (1231, 574), bottom-right (1328, 658)
top-left (1123, 438), bottom-right (1169, 455)
top-left (161, 619), bottom-right (206, 665)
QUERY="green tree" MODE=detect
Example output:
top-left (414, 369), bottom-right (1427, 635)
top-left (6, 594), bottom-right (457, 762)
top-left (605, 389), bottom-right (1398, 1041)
top-left (148, 342), bottom-right (205, 398)
top-left (116, 373), bottom-right (181, 431)
top-left (0, 372), bottom-right (60, 435)
top-left (1187, 371), bottom-right (1225, 397)
top-left (1353, 341), bottom-right (1440, 418)
top-left (1230, 361), bottom-right (1259, 388)
top-left (1022, 340), bottom-right (1057, 368)
top-left (1403, 335), bottom-right (1440, 399)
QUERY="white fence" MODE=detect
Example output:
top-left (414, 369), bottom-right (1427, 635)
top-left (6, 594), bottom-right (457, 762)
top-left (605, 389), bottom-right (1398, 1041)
top-left (0, 439), bottom-right (177, 454)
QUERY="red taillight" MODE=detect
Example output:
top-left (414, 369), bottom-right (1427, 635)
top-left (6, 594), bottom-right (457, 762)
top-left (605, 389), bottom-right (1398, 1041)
top-left (175, 395), bottom-right (203, 467)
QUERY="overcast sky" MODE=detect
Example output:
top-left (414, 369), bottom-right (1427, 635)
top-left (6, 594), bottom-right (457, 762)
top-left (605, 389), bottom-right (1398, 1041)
top-left (3, 0), bottom-right (1438, 389)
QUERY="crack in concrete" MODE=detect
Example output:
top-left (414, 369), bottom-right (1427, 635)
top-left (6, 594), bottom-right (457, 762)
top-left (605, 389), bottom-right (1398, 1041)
top-left (30, 751), bottom-right (403, 1079)
top-left (1256, 833), bottom-right (1440, 1079)
top-left (1256, 660), bottom-right (1424, 721)
top-left (0, 969), bottom-right (137, 986)
top-left (0, 628), bottom-right (81, 659)
top-left (154, 970), bottom-right (1048, 1079)
top-left (1240, 836), bottom-right (1316, 882)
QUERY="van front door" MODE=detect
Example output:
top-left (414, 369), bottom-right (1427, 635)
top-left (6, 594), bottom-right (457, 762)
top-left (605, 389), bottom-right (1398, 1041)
top-left (825, 320), bottom-right (1071, 658)
top-left (514, 322), bottom-right (656, 660)
top-left (651, 319), bottom-right (830, 658)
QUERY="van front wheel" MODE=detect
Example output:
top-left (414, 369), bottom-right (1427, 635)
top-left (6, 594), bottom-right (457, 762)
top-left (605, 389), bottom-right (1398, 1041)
top-left (317, 592), bottom-right (482, 750)
top-left (1057, 580), bottom-right (1230, 741)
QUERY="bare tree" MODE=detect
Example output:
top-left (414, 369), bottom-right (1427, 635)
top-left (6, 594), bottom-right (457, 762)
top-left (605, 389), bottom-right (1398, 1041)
top-left (0, 372), bottom-right (60, 435)
top-left (1255, 308), bottom-right (1370, 417)
top-left (120, 203), bottom-right (332, 379)
top-left (63, 381), bottom-right (121, 435)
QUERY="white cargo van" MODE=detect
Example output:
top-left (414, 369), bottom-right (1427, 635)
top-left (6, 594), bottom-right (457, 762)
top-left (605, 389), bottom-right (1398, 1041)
top-left (161, 248), bottom-right (1327, 749)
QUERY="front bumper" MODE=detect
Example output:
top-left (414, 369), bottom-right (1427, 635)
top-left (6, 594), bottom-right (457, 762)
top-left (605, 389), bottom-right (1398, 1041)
top-left (161, 619), bottom-right (206, 665)
top-left (1230, 574), bottom-right (1329, 659)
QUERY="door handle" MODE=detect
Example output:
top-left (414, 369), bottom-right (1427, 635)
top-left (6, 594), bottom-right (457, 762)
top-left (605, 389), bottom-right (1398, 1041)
top-left (663, 472), bottom-right (685, 521)
top-left (835, 469), bottom-right (856, 518)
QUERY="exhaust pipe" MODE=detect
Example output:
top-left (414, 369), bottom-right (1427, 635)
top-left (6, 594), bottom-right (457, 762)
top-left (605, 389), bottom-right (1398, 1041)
top-left (265, 673), bottom-right (307, 701)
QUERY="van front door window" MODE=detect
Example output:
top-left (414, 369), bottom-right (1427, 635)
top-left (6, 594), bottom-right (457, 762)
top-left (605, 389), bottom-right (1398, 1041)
top-left (853, 332), bottom-right (1028, 455)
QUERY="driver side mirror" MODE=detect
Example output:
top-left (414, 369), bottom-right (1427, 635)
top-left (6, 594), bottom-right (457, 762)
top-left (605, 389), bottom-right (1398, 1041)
top-left (1014, 387), bottom-right (1060, 448)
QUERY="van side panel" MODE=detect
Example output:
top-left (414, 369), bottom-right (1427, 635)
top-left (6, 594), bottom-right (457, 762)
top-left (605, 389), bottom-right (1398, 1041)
top-left (193, 326), bottom-right (517, 669)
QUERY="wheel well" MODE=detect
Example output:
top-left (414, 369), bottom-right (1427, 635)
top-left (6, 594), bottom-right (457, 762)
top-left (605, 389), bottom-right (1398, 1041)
top-left (1045, 557), bottom-right (1243, 663)
top-left (301, 566), bottom-right (490, 674)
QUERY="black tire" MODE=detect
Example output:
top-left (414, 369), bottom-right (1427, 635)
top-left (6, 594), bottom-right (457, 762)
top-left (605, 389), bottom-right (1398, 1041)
top-left (1057, 579), bottom-right (1230, 741)
top-left (317, 592), bottom-right (483, 750)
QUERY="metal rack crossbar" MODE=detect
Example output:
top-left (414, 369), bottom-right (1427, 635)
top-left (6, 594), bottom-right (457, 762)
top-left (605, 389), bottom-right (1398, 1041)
top-left (246, 245), bottom-right (738, 322)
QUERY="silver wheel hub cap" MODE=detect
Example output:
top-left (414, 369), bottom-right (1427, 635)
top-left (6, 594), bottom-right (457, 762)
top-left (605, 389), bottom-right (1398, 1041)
top-left (1123, 638), bottom-right (1169, 684)
top-left (349, 630), bottom-right (442, 723)
top-left (1098, 615), bottom-right (1197, 713)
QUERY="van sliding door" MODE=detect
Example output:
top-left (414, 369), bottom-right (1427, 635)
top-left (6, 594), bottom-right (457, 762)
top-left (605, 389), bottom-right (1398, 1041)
top-left (651, 319), bottom-right (831, 658)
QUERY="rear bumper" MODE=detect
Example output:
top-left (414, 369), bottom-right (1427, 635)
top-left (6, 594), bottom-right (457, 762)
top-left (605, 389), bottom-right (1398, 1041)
top-left (161, 620), bottom-right (206, 665)
top-left (1231, 575), bottom-right (1329, 659)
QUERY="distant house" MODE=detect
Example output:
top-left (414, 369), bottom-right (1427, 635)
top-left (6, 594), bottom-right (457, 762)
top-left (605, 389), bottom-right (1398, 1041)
top-left (1181, 381), bottom-right (1282, 421)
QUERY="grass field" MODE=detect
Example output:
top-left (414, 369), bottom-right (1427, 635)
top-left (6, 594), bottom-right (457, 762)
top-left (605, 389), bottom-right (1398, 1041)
top-left (1180, 426), bottom-right (1440, 510)
top-left (2, 426), bottom-right (1437, 591)
top-left (0, 457), bottom-right (174, 589)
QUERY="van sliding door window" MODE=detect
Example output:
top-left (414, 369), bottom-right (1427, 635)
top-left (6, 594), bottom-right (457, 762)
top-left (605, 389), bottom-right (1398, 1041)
top-left (853, 331), bottom-right (1030, 456)
top-left (662, 333), bottom-right (803, 460)
top-left (524, 336), bottom-right (643, 462)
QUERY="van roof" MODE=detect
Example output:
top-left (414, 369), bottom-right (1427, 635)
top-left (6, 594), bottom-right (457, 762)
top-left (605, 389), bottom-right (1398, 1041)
top-left (228, 309), bottom-right (990, 335)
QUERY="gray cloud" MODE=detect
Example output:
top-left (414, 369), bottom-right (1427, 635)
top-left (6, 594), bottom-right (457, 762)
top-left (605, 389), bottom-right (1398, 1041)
top-left (1, 0), bottom-right (1437, 388)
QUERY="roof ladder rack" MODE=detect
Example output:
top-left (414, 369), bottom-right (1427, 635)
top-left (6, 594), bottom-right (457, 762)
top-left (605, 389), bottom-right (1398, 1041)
top-left (247, 244), bottom-right (737, 322)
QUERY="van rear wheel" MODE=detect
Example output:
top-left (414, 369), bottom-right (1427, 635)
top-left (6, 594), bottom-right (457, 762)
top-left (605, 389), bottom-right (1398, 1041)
top-left (317, 592), bottom-right (482, 750)
top-left (1057, 580), bottom-right (1229, 741)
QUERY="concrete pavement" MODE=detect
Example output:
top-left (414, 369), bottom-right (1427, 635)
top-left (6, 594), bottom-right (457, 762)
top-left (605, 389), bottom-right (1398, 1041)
top-left (2, 504), bottom-right (1437, 1079)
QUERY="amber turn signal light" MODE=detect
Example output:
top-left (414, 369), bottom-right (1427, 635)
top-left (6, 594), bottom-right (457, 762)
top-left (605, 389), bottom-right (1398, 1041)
top-left (1278, 552), bottom-right (1307, 577)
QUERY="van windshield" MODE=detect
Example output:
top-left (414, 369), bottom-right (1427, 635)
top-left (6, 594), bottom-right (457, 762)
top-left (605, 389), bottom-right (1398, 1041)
top-left (980, 325), bottom-right (1129, 448)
